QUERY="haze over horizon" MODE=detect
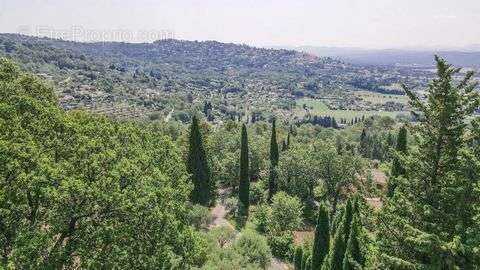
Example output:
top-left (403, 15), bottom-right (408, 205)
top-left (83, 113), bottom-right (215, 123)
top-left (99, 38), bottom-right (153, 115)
top-left (1, 0), bottom-right (480, 50)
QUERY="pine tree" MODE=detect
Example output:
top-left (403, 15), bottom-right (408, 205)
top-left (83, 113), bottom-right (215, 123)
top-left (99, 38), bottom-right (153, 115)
top-left (268, 118), bottom-right (279, 201)
top-left (342, 215), bottom-right (365, 270)
top-left (294, 246), bottom-right (303, 270)
top-left (238, 124), bottom-right (250, 216)
top-left (312, 204), bottom-right (330, 270)
top-left (187, 115), bottom-right (214, 206)
top-left (377, 56), bottom-right (480, 268)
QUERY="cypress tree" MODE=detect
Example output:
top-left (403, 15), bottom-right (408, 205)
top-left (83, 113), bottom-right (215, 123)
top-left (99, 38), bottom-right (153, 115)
top-left (359, 129), bottom-right (368, 157)
top-left (312, 204), bottom-right (330, 270)
top-left (268, 118), bottom-right (279, 201)
top-left (187, 115), bottom-right (214, 206)
top-left (322, 224), bottom-right (346, 270)
top-left (302, 253), bottom-right (311, 270)
top-left (391, 125), bottom-right (407, 177)
top-left (238, 124), bottom-right (250, 216)
top-left (377, 57), bottom-right (480, 268)
top-left (323, 199), bottom-right (352, 270)
top-left (287, 129), bottom-right (291, 148)
top-left (342, 215), bottom-right (365, 270)
top-left (281, 139), bottom-right (288, 151)
top-left (294, 246), bottom-right (303, 270)
top-left (332, 117), bottom-right (338, 128)
top-left (304, 255), bottom-right (312, 270)
top-left (330, 207), bottom-right (344, 237)
top-left (270, 118), bottom-right (279, 166)
top-left (342, 198), bottom-right (353, 245)
top-left (388, 125), bottom-right (408, 197)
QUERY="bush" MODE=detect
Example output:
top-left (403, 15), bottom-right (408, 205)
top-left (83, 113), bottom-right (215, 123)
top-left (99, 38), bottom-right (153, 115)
top-left (249, 181), bottom-right (266, 205)
top-left (198, 247), bottom-right (260, 270)
top-left (225, 197), bottom-right (238, 216)
top-left (189, 204), bottom-right (214, 230)
top-left (253, 204), bottom-right (272, 233)
top-left (267, 232), bottom-right (294, 261)
top-left (207, 226), bottom-right (236, 248)
top-left (270, 192), bottom-right (303, 232)
top-left (236, 230), bottom-right (272, 269)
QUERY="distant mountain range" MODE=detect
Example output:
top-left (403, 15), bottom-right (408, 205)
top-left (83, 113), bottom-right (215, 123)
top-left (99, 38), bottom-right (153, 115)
top-left (275, 46), bottom-right (480, 67)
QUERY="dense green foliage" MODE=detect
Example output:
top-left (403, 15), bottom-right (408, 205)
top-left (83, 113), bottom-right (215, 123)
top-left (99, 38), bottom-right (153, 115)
top-left (391, 125), bottom-right (408, 177)
top-left (312, 204), bottom-right (330, 269)
top-left (187, 115), bottom-right (215, 206)
top-left (0, 59), bottom-right (205, 268)
top-left (294, 246), bottom-right (303, 270)
top-left (1, 52), bottom-right (479, 269)
top-left (342, 214), bottom-right (365, 270)
top-left (238, 124), bottom-right (250, 216)
top-left (388, 125), bottom-right (408, 197)
top-left (268, 118), bottom-right (279, 201)
top-left (377, 56), bottom-right (480, 268)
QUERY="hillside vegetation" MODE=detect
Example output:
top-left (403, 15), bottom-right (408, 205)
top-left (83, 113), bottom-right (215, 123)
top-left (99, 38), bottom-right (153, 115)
top-left (0, 34), bottom-right (425, 122)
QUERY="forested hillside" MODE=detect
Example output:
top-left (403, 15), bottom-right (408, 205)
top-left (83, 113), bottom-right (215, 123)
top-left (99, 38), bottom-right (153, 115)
top-left (1, 54), bottom-right (479, 269)
top-left (0, 34), bottom-right (428, 122)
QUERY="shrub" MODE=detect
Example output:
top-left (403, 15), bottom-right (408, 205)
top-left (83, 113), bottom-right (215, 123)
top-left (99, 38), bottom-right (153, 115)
top-left (208, 226), bottom-right (236, 248)
top-left (236, 230), bottom-right (272, 269)
top-left (189, 204), bottom-right (214, 230)
top-left (225, 197), bottom-right (238, 216)
top-left (249, 181), bottom-right (267, 205)
top-left (267, 232), bottom-right (294, 261)
top-left (253, 204), bottom-right (272, 233)
top-left (270, 192), bottom-right (303, 232)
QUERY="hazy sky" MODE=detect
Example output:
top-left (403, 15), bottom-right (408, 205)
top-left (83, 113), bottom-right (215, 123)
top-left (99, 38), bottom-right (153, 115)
top-left (1, 0), bottom-right (479, 49)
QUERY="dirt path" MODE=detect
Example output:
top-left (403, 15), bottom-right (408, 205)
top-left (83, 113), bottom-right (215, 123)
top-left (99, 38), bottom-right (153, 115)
top-left (268, 258), bottom-right (289, 270)
top-left (208, 188), bottom-right (290, 270)
top-left (209, 197), bottom-right (234, 229)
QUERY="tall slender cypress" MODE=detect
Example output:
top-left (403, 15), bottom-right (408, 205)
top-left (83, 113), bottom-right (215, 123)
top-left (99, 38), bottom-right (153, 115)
top-left (302, 253), bottom-right (311, 270)
top-left (187, 115), bottom-right (214, 206)
top-left (294, 246), bottom-right (303, 270)
top-left (270, 118), bottom-right (279, 166)
top-left (342, 215), bottom-right (365, 270)
top-left (391, 125), bottom-right (407, 177)
top-left (287, 130), bottom-right (291, 148)
top-left (238, 124), bottom-right (250, 215)
top-left (304, 256), bottom-right (312, 270)
top-left (268, 118), bottom-right (279, 201)
top-left (359, 128), bottom-right (368, 157)
top-left (342, 198), bottom-right (353, 245)
top-left (388, 125), bottom-right (408, 197)
top-left (312, 204), bottom-right (330, 269)
top-left (322, 225), bottom-right (346, 270)
top-left (322, 199), bottom-right (352, 270)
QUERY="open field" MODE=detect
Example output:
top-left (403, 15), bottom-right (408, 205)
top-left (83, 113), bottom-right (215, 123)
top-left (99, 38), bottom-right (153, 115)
top-left (295, 97), bottom-right (408, 120)
top-left (357, 91), bottom-right (409, 105)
